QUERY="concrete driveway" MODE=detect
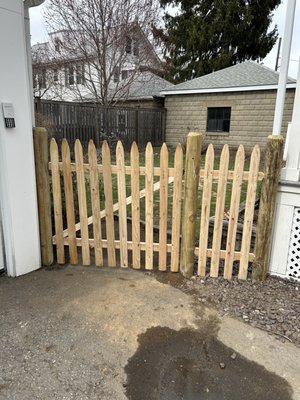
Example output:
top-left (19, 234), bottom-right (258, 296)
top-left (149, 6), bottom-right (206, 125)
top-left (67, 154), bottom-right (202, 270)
top-left (0, 266), bottom-right (299, 399)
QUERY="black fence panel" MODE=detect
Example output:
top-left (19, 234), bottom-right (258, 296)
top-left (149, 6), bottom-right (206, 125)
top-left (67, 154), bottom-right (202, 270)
top-left (35, 99), bottom-right (166, 151)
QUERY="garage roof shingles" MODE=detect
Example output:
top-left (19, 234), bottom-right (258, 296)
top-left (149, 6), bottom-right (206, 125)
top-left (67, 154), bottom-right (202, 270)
top-left (163, 61), bottom-right (296, 93)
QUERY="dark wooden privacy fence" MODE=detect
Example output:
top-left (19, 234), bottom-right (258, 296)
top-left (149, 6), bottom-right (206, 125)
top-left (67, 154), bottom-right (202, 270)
top-left (35, 99), bottom-right (165, 149)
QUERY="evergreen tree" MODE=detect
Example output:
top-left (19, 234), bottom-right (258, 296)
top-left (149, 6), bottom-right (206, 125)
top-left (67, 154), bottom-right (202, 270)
top-left (156, 0), bottom-right (281, 82)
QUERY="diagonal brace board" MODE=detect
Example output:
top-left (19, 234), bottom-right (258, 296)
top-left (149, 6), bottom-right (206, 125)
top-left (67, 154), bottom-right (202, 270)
top-left (53, 176), bottom-right (175, 243)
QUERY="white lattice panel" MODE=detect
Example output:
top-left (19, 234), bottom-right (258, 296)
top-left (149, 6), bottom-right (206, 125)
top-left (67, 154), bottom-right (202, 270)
top-left (287, 207), bottom-right (300, 280)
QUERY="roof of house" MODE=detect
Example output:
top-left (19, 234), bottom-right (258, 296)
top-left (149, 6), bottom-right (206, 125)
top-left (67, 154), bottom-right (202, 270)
top-left (161, 61), bottom-right (296, 95)
top-left (82, 71), bottom-right (174, 102)
top-left (123, 71), bottom-right (174, 100)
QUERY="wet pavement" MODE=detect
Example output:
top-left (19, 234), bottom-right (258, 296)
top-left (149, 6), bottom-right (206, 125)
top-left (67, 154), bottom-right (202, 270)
top-left (125, 326), bottom-right (293, 400)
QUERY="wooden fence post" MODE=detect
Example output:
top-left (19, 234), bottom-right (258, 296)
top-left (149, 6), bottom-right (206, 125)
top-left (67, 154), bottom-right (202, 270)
top-left (180, 131), bottom-right (203, 278)
top-left (33, 127), bottom-right (53, 266)
top-left (252, 134), bottom-right (284, 281)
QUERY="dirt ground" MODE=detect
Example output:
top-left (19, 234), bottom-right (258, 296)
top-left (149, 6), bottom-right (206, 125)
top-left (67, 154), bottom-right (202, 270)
top-left (0, 266), bottom-right (300, 400)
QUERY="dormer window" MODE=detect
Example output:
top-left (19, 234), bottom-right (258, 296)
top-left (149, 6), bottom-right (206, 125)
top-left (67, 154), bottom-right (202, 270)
top-left (126, 37), bottom-right (139, 56)
top-left (126, 37), bottom-right (132, 54)
top-left (54, 38), bottom-right (61, 53)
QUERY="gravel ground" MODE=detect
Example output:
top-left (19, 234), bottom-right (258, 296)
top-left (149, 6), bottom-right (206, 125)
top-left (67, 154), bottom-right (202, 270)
top-left (157, 273), bottom-right (300, 348)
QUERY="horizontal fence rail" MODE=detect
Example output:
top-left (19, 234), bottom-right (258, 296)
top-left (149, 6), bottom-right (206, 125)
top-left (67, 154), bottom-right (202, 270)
top-left (36, 99), bottom-right (165, 149)
top-left (48, 138), bottom-right (264, 279)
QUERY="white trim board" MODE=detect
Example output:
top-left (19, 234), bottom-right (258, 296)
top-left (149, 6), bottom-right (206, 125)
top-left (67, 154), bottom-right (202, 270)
top-left (161, 83), bottom-right (296, 96)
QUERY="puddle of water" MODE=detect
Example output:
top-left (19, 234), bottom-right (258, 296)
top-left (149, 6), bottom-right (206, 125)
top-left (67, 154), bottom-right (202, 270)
top-left (125, 326), bottom-right (293, 400)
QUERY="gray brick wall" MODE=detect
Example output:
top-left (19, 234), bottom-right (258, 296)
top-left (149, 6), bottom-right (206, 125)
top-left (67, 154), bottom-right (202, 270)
top-left (164, 89), bottom-right (295, 152)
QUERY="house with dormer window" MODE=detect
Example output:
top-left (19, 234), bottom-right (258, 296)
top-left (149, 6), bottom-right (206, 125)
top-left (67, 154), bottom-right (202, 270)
top-left (32, 23), bottom-right (170, 107)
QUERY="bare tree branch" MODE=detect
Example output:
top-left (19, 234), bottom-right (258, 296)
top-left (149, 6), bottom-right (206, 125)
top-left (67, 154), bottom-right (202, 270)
top-left (36, 0), bottom-right (162, 105)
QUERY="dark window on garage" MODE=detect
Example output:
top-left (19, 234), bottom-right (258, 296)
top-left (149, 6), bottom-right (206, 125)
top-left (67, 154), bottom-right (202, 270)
top-left (207, 107), bottom-right (231, 132)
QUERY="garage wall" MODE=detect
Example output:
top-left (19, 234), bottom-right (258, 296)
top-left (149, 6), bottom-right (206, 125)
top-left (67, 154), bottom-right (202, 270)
top-left (165, 89), bottom-right (295, 153)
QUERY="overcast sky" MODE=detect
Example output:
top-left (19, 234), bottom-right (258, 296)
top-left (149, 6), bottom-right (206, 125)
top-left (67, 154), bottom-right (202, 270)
top-left (29, 0), bottom-right (300, 78)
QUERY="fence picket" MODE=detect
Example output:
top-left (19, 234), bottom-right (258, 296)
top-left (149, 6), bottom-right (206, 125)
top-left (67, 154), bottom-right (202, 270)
top-left (224, 145), bottom-right (245, 279)
top-left (145, 142), bottom-right (154, 270)
top-left (159, 143), bottom-right (169, 271)
top-left (75, 140), bottom-right (90, 265)
top-left (170, 144), bottom-right (183, 272)
top-left (50, 139), bottom-right (65, 264)
top-left (130, 142), bottom-right (140, 269)
top-left (210, 145), bottom-right (229, 277)
top-left (62, 139), bottom-right (78, 265)
top-left (239, 145), bottom-right (260, 279)
top-left (88, 140), bottom-right (103, 267)
top-left (116, 141), bottom-right (128, 268)
top-left (198, 144), bottom-right (214, 276)
top-left (102, 140), bottom-right (116, 267)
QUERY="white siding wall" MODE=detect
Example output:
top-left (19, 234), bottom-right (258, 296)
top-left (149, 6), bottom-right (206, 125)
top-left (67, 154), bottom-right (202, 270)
top-left (0, 0), bottom-right (41, 276)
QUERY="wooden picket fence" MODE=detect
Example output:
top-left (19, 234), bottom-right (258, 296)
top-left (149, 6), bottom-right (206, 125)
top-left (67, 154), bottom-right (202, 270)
top-left (195, 143), bottom-right (263, 280)
top-left (50, 138), bottom-right (184, 272)
top-left (46, 134), bottom-right (266, 280)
